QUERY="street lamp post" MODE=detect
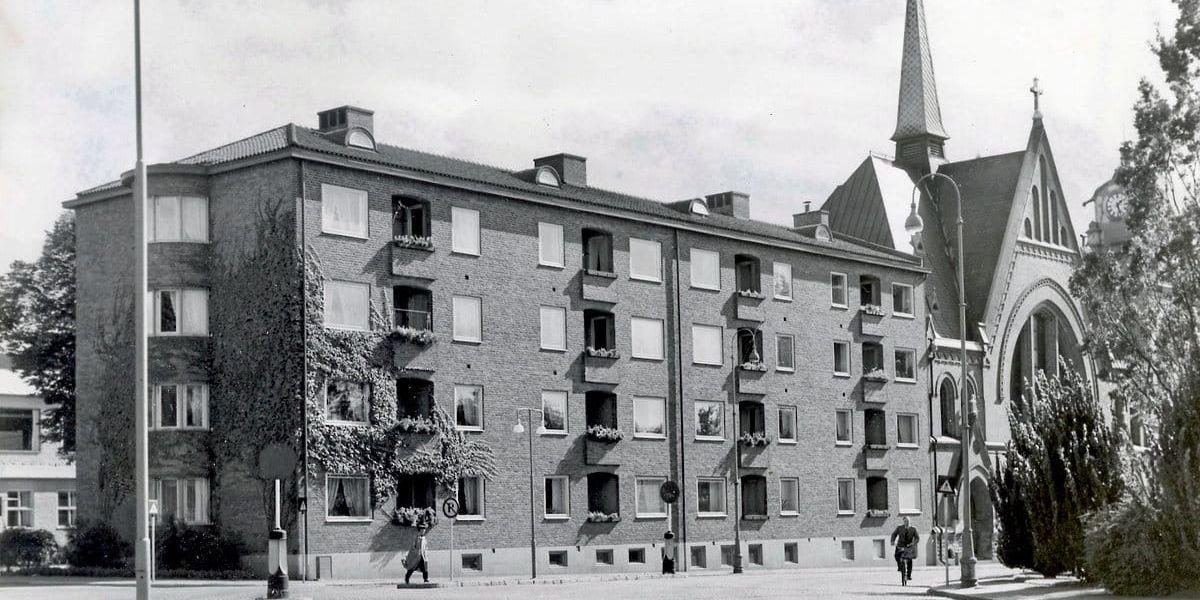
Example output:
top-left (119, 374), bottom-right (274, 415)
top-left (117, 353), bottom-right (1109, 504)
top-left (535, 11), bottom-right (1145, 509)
top-left (911, 172), bottom-right (977, 588)
top-left (730, 349), bottom-right (743, 574)
top-left (131, 2), bottom-right (152, 599)
top-left (512, 409), bottom-right (546, 579)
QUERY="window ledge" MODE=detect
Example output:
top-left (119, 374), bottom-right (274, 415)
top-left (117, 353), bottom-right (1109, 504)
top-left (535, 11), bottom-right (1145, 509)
top-left (456, 515), bottom-right (485, 522)
top-left (896, 443), bottom-right (919, 449)
top-left (540, 347), bottom-right (568, 353)
top-left (635, 514), bottom-right (668, 520)
top-left (324, 420), bottom-right (370, 427)
top-left (776, 367), bottom-right (795, 373)
top-left (742, 515), bottom-right (768, 522)
top-left (693, 361), bottom-right (724, 367)
top-left (899, 510), bottom-right (922, 516)
top-left (149, 240), bottom-right (210, 245)
top-left (540, 431), bottom-right (569, 437)
top-left (777, 439), bottom-right (797, 445)
top-left (325, 517), bottom-right (373, 523)
top-left (694, 436), bottom-right (725, 443)
top-left (835, 441), bottom-right (853, 447)
top-left (894, 378), bottom-right (918, 384)
top-left (696, 513), bottom-right (727, 519)
top-left (537, 262), bottom-right (565, 270)
top-left (833, 372), bottom-right (851, 379)
top-left (630, 356), bottom-right (665, 362)
top-left (779, 512), bottom-right (799, 517)
top-left (633, 434), bottom-right (667, 441)
top-left (837, 511), bottom-right (855, 517)
top-left (584, 269), bottom-right (618, 279)
top-left (321, 230), bottom-right (369, 241)
top-left (629, 275), bottom-right (663, 284)
top-left (452, 338), bottom-right (483, 345)
top-left (893, 313), bottom-right (915, 320)
top-left (456, 426), bottom-right (485, 433)
top-left (773, 296), bottom-right (793, 302)
top-left (543, 515), bottom-right (570, 521)
top-left (450, 250), bottom-right (481, 258)
top-left (831, 303), bottom-right (849, 310)
top-left (690, 285), bottom-right (721, 292)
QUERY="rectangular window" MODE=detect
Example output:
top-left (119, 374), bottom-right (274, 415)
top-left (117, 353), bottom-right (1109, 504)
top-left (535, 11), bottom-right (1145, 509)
top-left (544, 476), bottom-right (568, 518)
top-left (451, 206), bottom-right (480, 255)
top-left (454, 385), bottom-right (484, 431)
top-left (835, 409), bottom-right (853, 445)
top-left (691, 546), bottom-right (707, 568)
top-left (899, 479), bottom-right (922, 515)
top-left (784, 542), bottom-right (799, 564)
top-left (452, 296), bottom-right (483, 342)
top-left (696, 478), bottom-right (726, 516)
top-left (0, 408), bottom-right (38, 451)
top-left (897, 414), bottom-right (918, 447)
top-left (694, 401), bottom-right (724, 440)
top-left (57, 491), bottom-right (77, 528)
top-left (691, 324), bottom-right (723, 366)
top-left (895, 348), bottom-right (917, 382)
top-left (154, 384), bottom-right (209, 429)
top-left (776, 334), bottom-right (795, 372)
top-left (892, 283), bottom-right (914, 316)
top-left (541, 390), bottom-right (567, 434)
top-left (748, 543), bottom-right (763, 566)
top-left (833, 341), bottom-right (851, 376)
top-left (831, 272), bottom-right (848, 307)
top-left (152, 195), bottom-right (180, 241)
top-left (628, 548), bottom-right (646, 564)
top-left (154, 288), bottom-right (209, 335)
top-left (778, 405), bottom-right (797, 442)
top-left (548, 550), bottom-right (568, 567)
top-left (325, 380), bottom-right (369, 424)
top-left (595, 549), bottom-right (614, 566)
top-left (720, 545), bottom-right (735, 567)
top-left (841, 540), bottom-right (855, 561)
top-left (323, 282), bottom-right (368, 331)
top-left (4, 491), bottom-right (32, 527)
top-left (837, 478), bottom-right (855, 514)
top-left (633, 396), bottom-right (666, 438)
top-left (874, 539), bottom-right (886, 559)
top-left (628, 238), bottom-right (662, 282)
top-left (690, 248), bottom-right (720, 290)
top-left (539, 306), bottom-right (567, 351)
top-left (635, 477), bottom-right (668, 517)
top-left (325, 476), bottom-right (369, 520)
top-left (630, 317), bottom-right (664, 360)
top-left (153, 478), bottom-right (209, 524)
top-left (457, 477), bottom-right (484, 519)
top-left (780, 478), bottom-right (799, 515)
top-left (461, 554), bottom-right (483, 571)
top-left (320, 184), bottom-right (368, 238)
top-left (151, 196), bottom-right (208, 242)
top-left (773, 262), bottom-right (793, 300)
top-left (538, 222), bottom-right (564, 267)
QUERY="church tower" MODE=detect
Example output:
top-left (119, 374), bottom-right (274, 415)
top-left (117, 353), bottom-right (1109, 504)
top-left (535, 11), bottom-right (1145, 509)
top-left (891, 0), bottom-right (949, 174)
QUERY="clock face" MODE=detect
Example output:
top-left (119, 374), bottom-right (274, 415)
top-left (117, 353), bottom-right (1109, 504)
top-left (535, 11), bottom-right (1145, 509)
top-left (1104, 192), bottom-right (1126, 219)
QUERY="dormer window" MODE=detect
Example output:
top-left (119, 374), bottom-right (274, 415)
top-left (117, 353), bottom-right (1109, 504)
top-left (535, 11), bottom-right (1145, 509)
top-left (346, 128), bottom-right (375, 150)
top-left (690, 199), bottom-right (709, 216)
top-left (535, 167), bottom-right (560, 187)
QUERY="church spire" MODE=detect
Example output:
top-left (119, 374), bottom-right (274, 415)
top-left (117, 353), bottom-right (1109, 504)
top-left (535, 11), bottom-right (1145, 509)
top-left (891, 0), bottom-right (949, 172)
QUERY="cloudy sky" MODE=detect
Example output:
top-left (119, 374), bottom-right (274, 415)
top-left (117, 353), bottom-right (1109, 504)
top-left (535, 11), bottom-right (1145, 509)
top-left (0, 0), bottom-right (1179, 268)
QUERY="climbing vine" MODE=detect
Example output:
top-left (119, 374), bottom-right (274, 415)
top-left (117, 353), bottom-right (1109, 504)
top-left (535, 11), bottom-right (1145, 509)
top-left (88, 292), bottom-right (135, 520)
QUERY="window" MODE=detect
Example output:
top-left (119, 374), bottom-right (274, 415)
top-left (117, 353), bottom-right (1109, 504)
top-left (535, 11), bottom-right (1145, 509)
top-left (720, 545), bottom-right (735, 567)
top-left (734, 255), bottom-right (761, 293)
top-left (748, 544), bottom-right (763, 566)
top-left (784, 542), bottom-right (799, 564)
top-left (837, 478), bottom-right (855, 514)
top-left (451, 206), bottom-right (480, 255)
top-left (691, 324), bottom-right (723, 365)
top-left (586, 472), bottom-right (619, 515)
top-left (452, 296), bottom-right (482, 342)
top-left (780, 478), bottom-right (799, 515)
top-left (0, 409), bottom-right (37, 451)
top-left (636, 477), bottom-right (668, 517)
top-left (346, 129), bottom-right (374, 149)
top-left (4, 491), bottom-right (32, 527)
top-left (690, 546), bottom-right (707, 568)
top-left (892, 283), bottom-right (914, 316)
top-left (595, 549), bottom-right (614, 566)
top-left (874, 539), bottom-right (886, 559)
top-left (1024, 218), bottom-right (1033, 238)
top-left (897, 414), bottom-right (918, 447)
top-left (634, 396), bottom-right (666, 438)
top-left (454, 385), bottom-right (484, 431)
top-left (544, 476), bottom-right (569, 518)
top-left (154, 288), bottom-right (208, 335)
top-left (538, 222), bottom-right (564, 267)
top-left (739, 401), bottom-right (766, 437)
top-left (835, 409), bottom-right (853, 445)
top-left (461, 554), bottom-right (483, 571)
top-left (323, 380), bottom-right (369, 424)
top-left (741, 475), bottom-right (767, 518)
top-left (899, 479), bottom-right (922, 515)
top-left (394, 474), bottom-right (435, 509)
top-left (831, 272), bottom-right (848, 307)
top-left (585, 309), bottom-right (616, 352)
top-left (1131, 410), bottom-right (1145, 448)
top-left (397, 378), bottom-right (434, 419)
top-left (548, 550), bottom-right (568, 567)
top-left (737, 328), bottom-right (764, 364)
top-left (696, 478), bottom-right (726, 516)
top-left (859, 275), bottom-right (881, 306)
top-left (585, 391), bottom-right (617, 430)
top-left (57, 491), bottom-right (76, 528)
top-left (323, 282), bottom-right (367, 332)
top-left (940, 378), bottom-right (960, 439)
top-left (629, 238), bottom-right (662, 282)
top-left (865, 409), bottom-right (886, 446)
top-left (582, 228), bottom-right (614, 273)
top-left (536, 167), bottom-right (559, 186)
top-left (154, 384), bottom-right (209, 429)
top-left (393, 196), bottom-right (430, 240)
top-left (541, 390), bottom-right (567, 434)
top-left (867, 477), bottom-right (888, 512)
top-left (155, 478), bottom-right (210, 524)
top-left (393, 286), bottom-right (432, 331)
top-left (833, 341), bottom-right (850, 376)
top-left (539, 306), bottom-right (567, 351)
top-left (894, 348), bottom-right (917, 382)
top-left (457, 476), bottom-right (484, 519)
top-left (628, 548), bottom-right (646, 564)
top-left (862, 341), bottom-right (883, 373)
top-left (772, 262), bottom-right (793, 300)
top-left (778, 406), bottom-right (797, 443)
top-left (694, 401), bottom-right (724, 440)
top-left (630, 317), bottom-right (664, 360)
top-left (776, 334), bottom-right (795, 372)
top-left (321, 184), bottom-right (368, 238)
top-left (150, 196), bottom-right (208, 242)
top-left (841, 540), bottom-right (855, 560)
top-left (690, 248), bottom-right (720, 290)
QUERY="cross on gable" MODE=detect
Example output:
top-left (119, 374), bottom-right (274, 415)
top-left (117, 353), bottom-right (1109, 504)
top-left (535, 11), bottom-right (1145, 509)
top-left (1030, 77), bottom-right (1044, 119)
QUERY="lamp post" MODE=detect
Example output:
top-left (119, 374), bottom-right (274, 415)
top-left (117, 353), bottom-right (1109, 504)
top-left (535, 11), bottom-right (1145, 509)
top-left (131, 2), bottom-right (152, 598)
top-left (730, 348), bottom-right (743, 574)
top-left (512, 409), bottom-right (546, 579)
top-left (910, 172), bottom-right (977, 588)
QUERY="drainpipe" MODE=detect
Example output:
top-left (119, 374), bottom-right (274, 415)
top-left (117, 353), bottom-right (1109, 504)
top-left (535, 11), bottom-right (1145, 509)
top-left (298, 156), bottom-right (310, 581)
top-left (671, 229), bottom-right (688, 571)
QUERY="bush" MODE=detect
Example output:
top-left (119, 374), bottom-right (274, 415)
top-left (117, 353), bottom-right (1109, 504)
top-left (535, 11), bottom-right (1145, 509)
top-left (64, 521), bottom-right (130, 568)
top-left (0, 529), bottom-right (58, 569)
top-left (153, 520), bottom-right (243, 572)
top-left (1081, 499), bottom-right (1194, 596)
top-left (2, 565), bottom-right (257, 579)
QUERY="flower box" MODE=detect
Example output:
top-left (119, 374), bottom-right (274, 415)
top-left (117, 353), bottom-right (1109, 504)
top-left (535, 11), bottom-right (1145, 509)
top-left (392, 326), bottom-right (436, 346)
top-left (864, 443), bottom-right (890, 451)
top-left (392, 506), bottom-right (438, 528)
top-left (392, 235), bottom-right (434, 250)
top-left (737, 289), bottom-right (766, 300)
top-left (866, 509), bottom-right (891, 518)
top-left (585, 347), bottom-right (621, 359)
top-left (860, 304), bottom-right (886, 317)
top-left (738, 361), bottom-right (768, 372)
top-left (738, 432), bottom-right (771, 447)
top-left (863, 368), bottom-right (890, 383)
top-left (397, 415), bottom-right (438, 435)
top-left (586, 511), bottom-right (620, 523)
top-left (586, 425), bottom-right (624, 443)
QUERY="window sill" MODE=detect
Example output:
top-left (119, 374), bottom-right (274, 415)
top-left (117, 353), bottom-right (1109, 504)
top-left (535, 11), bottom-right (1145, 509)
top-left (896, 443), bottom-right (919, 449)
top-left (696, 513), bottom-right (727, 519)
top-left (452, 338), bottom-right (483, 345)
top-left (584, 269), bottom-right (618, 279)
top-left (537, 262), bottom-right (565, 270)
top-left (777, 439), bottom-right (797, 445)
top-left (540, 431), bottom-right (569, 437)
top-left (543, 515), bottom-right (570, 521)
top-left (835, 441), bottom-right (853, 447)
top-left (635, 514), bottom-right (668, 520)
top-left (837, 511), bottom-right (855, 517)
top-left (0, 450), bottom-right (41, 454)
top-left (325, 517), bottom-right (372, 523)
top-left (694, 436), bottom-right (725, 443)
top-left (540, 347), bottom-right (568, 353)
top-left (324, 420), bottom-right (369, 427)
top-left (776, 367), bottom-right (795, 373)
top-left (742, 515), bottom-right (768, 522)
top-left (450, 250), bottom-right (481, 258)
top-left (633, 434), bottom-right (667, 441)
top-left (630, 356), bottom-right (665, 362)
top-left (779, 512), bottom-right (799, 517)
top-left (690, 285), bottom-right (721, 292)
top-left (151, 333), bottom-right (212, 338)
top-left (456, 515), bottom-right (485, 522)
top-left (149, 239), bottom-right (210, 245)
top-left (899, 510), bottom-right (921, 516)
top-left (773, 296), bottom-right (793, 302)
top-left (831, 303), bottom-right (849, 310)
top-left (456, 426), bottom-right (485, 433)
top-left (893, 312), bottom-right (915, 320)
top-left (629, 275), bottom-right (663, 284)
top-left (320, 230), bottom-right (369, 241)
top-left (894, 377), bottom-right (918, 384)
top-left (693, 361), bottom-right (724, 367)
top-left (833, 372), bottom-right (851, 379)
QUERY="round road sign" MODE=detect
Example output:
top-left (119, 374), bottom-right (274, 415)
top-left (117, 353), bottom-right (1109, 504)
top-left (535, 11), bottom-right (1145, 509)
top-left (660, 480), bottom-right (680, 504)
top-left (442, 498), bottom-right (460, 519)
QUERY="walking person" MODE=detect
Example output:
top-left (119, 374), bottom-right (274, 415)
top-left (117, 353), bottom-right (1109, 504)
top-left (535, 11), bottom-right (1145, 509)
top-left (890, 516), bottom-right (919, 585)
top-left (661, 531), bottom-right (677, 575)
top-left (404, 525), bottom-right (430, 584)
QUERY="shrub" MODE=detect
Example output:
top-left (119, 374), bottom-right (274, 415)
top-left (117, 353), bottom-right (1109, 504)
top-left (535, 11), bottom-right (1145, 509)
top-left (3, 565), bottom-right (257, 579)
top-left (153, 520), bottom-right (243, 572)
top-left (1082, 499), bottom-right (1188, 596)
top-left (0, 529), bottom-right (58, 569)
top-left (64, 521), bottom-right (130, 568)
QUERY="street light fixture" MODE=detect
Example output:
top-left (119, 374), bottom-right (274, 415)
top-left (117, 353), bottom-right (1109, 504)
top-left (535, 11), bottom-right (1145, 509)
top-left (911, 172), bottom-right (977, 588)
top-left (512, 408), bottom-right (546, 579)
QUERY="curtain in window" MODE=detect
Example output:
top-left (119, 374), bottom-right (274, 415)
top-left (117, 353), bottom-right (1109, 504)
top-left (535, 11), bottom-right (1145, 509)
top-left (154, 196), bottom-right (180, 241)
top-left (159, 290), bottom-right (178, 333)
top-left (185, 385), bottom-right (205, 427)
top-left (330, 478), bottom-right (367, 517)
top-left (451, 207), bottom-right (480, 254)
top-left (455, 386), bottom-right (482, 427)
top-left (899, 480), bottom-right (921, 513)
top-left (631, 317), bottom-right (663, 360)
top-left (181, 289), bottom-right (208, 335)
top-left (629, 238), bottom-right (661, 280)
top-left (321, 185), bottom-right (367, 237)
top-left (458, 478), bottom-right (481, 515)
top-left (539, 307), bottom-right (566, 350)
top-left (159, 386), bottom-right (178, 427)
top-left (326, 282), bottom-right (369, 330)
top-left (0, 409), bottom-right (34, 451)
top-left (773, 263), bottom-right (792, 298)
top-left (452, 296), bottom-right (481, 341)
top-left (159, 479), bottom-right (178, 521)
top-left (690, 249), bottom-right (719, 289)
top-left (538, 223), bottom-right (563, 266)
top-left (180, 196), bottom-right (208, 241)
top-left (634, 397), bottom-right (665, 435)
top-left (637, 479), bottom-right (666, 515)
top-left (742, 477), bottom-right (767, 516)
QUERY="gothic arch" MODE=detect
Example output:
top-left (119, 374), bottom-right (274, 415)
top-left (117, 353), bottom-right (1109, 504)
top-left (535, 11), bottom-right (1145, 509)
top-left (995, 278), bottom-right (1095, 408)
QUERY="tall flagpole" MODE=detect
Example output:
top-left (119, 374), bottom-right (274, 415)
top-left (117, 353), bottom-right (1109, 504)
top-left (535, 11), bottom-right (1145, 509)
top-left (132, 1), bottom-right (152, 598)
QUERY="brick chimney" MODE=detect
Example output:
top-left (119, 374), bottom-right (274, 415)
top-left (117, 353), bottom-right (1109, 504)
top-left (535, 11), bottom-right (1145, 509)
top-left (534, 154), bottom-right (587, 187)
top-left (705, 191), bottom-right (750, 220)
top-left (317, 106), bottom-right (374, 137)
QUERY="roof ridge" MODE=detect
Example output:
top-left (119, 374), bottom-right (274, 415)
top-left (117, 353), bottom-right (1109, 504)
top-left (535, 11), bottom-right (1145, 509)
top-left (293, 126), bottom-right (522, 176)
top-left (176, 124), bottom-right (291, 164)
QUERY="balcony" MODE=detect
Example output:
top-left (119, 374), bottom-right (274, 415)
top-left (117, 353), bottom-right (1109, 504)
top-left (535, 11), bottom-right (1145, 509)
top-left (583, 350), bottom-right (621, 385)
top-left (737, 367), bottom-right (768, 395)
top-left (393, 337), bottom-right (440, 372)
top-left (585, 436), bottom-right (622, 466)
top-left (862, 380), bottom-right (889, 403)
top-left (735, 293), bottom-right (765, 322)
top-left (860, 312), bottom-right (886, 337)
top-left (581, 269), bottom-right (620, 304)
top-left (739, 438), bottom-right (771, 469)
top-left (391, 240), bottom-right (435, 276)
top-left (863, 444), bottom-right (888, 471)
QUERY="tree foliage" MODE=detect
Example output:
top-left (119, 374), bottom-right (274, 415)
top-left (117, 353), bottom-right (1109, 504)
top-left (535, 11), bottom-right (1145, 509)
top-left (0, 212), bottom-right (76, 455)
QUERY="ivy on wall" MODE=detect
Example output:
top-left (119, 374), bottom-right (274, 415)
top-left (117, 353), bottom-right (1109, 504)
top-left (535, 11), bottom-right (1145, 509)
top-left (88, 293), bottom-right (135, 521)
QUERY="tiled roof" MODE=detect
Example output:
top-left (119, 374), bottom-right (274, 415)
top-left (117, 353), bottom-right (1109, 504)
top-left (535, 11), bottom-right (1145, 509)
top-left (176, 125), bottom-right (291, 165)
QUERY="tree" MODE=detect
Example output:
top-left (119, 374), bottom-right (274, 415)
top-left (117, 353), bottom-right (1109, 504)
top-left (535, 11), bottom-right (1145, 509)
top-left (989, 364), bottom-right (1123, 577)
top-left (0, 212), bottom-right (76, 456)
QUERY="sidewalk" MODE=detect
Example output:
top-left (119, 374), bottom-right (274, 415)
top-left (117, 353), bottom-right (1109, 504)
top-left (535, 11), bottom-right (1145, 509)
top-left (928, 573), bottom-right (1170, 600)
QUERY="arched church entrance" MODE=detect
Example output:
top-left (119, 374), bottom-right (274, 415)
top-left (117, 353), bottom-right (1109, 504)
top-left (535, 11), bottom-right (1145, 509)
top-left (1008, 300), bottom-right (1085, 408)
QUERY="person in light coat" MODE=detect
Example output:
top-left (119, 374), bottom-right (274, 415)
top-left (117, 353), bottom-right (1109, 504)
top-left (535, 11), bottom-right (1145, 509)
top-left (404, 526), bottom-right (429, 584)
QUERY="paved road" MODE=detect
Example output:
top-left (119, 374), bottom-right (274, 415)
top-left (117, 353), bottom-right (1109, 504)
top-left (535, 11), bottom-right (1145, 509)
top-left (0, 563), bottom-right (1015, 600)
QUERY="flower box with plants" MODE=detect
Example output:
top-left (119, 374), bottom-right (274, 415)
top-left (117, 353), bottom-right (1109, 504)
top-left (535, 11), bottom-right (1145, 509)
top-left (586, 425), bottom-right (624, 443)
top-left (391, 506), bottom-right (438, 528)
top-left (584, 268), bottom-right (617, 279)
top-left (585, 347), bottom-right (621, 359)
top-left (739, 432), bottom-right (771, 447)
top-left (862, 368), bottom-right (890, 383)
top-left (392, 235), bottom-right (434, 250)
top-left (737, 289), bottom-right (766, 299)
top-left (860, 304), bottom-right (886, 317)
top-left (397, 415), bottom-right (438, 435)
top-left (738, 361), bottom-right (768, 372)
top-left (863, 442), bottom-right (889, 451)
top-left (866, 509), bottom-right (891, 518)
top-left (391, 326), bottom-right (436, 346)
top-left (586, 511), bottom-right (621, 523)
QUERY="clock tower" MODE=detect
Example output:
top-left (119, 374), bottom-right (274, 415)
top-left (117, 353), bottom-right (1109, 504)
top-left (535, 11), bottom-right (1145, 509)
top-left (1085, 177), bottom-right (1131, 251)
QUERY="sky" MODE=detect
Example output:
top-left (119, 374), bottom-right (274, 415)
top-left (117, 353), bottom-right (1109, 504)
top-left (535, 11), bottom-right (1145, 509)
top-left (0, 0), bottom-right (1180, 269)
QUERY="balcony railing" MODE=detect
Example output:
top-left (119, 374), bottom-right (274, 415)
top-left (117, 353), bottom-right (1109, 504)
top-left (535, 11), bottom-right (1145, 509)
top-left (394, 309), bottom-right (431, 331)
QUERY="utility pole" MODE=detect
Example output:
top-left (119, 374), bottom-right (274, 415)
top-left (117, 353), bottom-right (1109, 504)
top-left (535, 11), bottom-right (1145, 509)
top-left (132, 1), bottom-right (151, 598)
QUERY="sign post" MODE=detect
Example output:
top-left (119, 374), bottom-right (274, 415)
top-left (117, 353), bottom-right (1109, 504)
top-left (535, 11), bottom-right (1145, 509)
top-left (937, 479), bottom-right (956, 586)
top-left (443, 498), bottom-right (459, 582)
top-left (659, 481), bottom-right (680, 571)
top-left (147, 500), bottom-right (158, 581)
top-left (259, 444), bottom-right (298, 599)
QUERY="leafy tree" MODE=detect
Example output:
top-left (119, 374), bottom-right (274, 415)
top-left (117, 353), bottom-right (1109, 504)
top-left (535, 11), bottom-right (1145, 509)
top-left (0, 212), bottom-right (76, 456)
top-left (989, 364), bottom-right (1123, 577)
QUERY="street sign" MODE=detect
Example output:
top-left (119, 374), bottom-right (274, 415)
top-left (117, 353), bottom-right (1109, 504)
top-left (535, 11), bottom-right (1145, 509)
top-left (443, 497), bottom-right (460, 519)
top-left (660, 480), bottom-right (680, 504)
top-left (937, 480), bottom-right (954, 495)
top-left (258, 443), bottom-right (298, 481)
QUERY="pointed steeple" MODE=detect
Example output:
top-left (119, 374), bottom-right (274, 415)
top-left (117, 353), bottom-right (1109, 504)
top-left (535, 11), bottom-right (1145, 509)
top-left (891, 0), bottom-right (949, 172)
